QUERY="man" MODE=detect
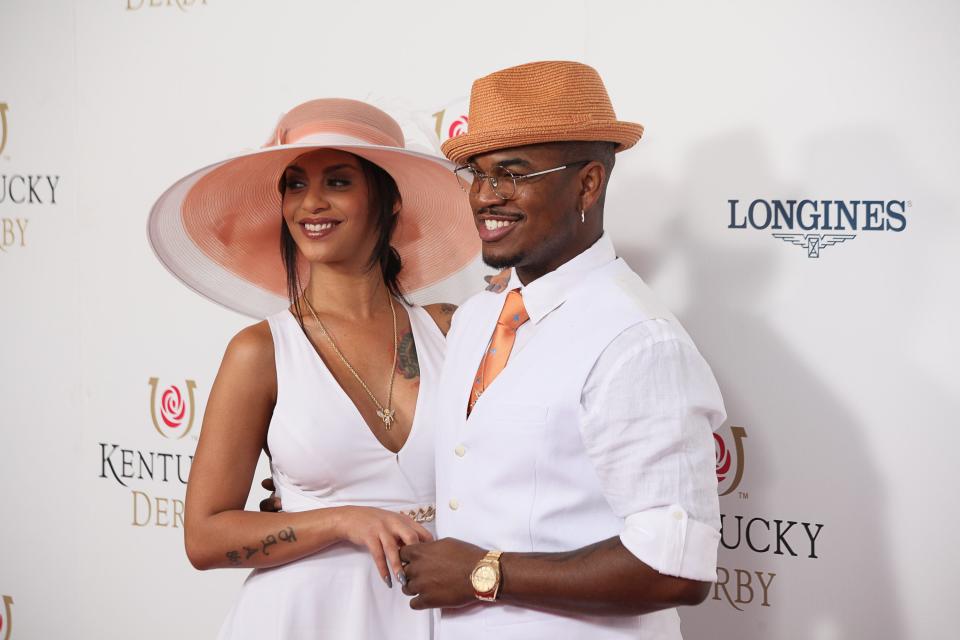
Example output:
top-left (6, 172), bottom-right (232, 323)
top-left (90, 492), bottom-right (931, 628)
top-left (397, 61), bottom-right (725, 639)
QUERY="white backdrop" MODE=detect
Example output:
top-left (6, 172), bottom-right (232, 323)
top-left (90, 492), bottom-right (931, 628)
top-left (2, 1), bottom-right (958, 639)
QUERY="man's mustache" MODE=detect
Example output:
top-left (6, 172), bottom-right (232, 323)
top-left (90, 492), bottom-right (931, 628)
top-left (475, 206), bottom-right (523, 218)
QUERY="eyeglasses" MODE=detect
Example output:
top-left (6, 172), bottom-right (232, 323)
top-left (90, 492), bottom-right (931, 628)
top-left (453, 160), bottom-right (591, 200)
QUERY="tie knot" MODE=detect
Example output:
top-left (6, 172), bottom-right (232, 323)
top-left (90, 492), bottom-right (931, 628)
top-left (497, 289), bottom-right (529, 329)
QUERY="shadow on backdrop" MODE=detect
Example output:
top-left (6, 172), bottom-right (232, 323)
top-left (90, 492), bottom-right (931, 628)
top-left (608, 130), bottom-right (906, 639)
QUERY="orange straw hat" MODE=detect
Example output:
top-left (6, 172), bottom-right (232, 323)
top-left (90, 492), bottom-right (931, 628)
top-left (148, 99), bottom-right (478, 318)
top-left (441, 61), bottom-right (644, 165)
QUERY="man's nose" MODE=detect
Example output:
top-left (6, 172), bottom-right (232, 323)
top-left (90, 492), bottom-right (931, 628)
top-left (471, 176), bottom-right (507, 208)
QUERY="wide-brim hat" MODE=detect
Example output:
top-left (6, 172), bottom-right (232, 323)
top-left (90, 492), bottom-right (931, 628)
top-left (148, 98), bottom-right (478, 318)
top-left (441, 61), bottom-right (644, 165)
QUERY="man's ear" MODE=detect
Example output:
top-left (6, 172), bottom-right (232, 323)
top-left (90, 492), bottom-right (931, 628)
top-left (579, 162), bottom-right (606, 212)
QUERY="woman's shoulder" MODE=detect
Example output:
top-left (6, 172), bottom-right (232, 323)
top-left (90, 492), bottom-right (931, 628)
top-left (223, 319), bottom-right (276, 371)
top-left (420, 303), bottom-right (457, 337)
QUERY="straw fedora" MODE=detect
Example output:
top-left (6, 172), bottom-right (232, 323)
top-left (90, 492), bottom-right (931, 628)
top-left (148, 99), bottom-right (478, 318)
top-left (441, 61), bottom-right (644, 165)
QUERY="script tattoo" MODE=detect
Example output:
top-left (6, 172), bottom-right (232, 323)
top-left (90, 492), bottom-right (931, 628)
top-left (225, 526), bottom-right (299, 565)
top-left (397, 331), bottom-right (420, 380)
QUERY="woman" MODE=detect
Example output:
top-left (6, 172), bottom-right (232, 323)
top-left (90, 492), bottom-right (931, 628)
top-left (147, 99), bottom-right (479, 638)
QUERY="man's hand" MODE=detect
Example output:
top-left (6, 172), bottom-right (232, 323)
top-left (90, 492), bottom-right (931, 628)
top-left (399, 537), bottom-right (487, 609)
top-left (259, 477), bottom-right (282, 512)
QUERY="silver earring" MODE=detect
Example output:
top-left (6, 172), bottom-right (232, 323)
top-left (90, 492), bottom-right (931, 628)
top-left (580, 208), bottom-right (585, 224)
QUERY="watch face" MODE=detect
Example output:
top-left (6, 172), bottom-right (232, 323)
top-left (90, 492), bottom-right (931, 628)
top-left (472, 564), bottom-right (497, 593)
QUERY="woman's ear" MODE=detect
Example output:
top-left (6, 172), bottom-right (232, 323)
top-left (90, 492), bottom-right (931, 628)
top-left (392, 197), bottom-right (402, 215)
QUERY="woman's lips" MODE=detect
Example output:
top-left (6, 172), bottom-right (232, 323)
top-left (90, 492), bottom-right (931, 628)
top-left (299, 219), bottom-right (340, 240)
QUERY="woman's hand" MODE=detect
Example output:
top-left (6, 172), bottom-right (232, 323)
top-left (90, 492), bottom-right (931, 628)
top-left (255, 479), bottom-right (431, 587)
top-left (335, 506), bottom-right (434, 587)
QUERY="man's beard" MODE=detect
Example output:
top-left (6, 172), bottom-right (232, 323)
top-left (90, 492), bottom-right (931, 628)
top-left (482, 249), bottom-right (525, 270)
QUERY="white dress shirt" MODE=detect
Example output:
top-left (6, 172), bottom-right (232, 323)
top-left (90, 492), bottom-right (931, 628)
top-left (434, 233), bottom-right (724, 638)
top-left (504, 233), bottom-right (724, 581)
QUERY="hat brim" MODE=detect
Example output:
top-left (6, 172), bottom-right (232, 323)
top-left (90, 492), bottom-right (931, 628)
top-left (440, 120), bottom-right (644, 165)
top-left (148, 142), bottom-right (479, 318)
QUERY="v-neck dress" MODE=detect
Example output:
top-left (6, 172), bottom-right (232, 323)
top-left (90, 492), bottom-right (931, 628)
top-left (216, 303), bottom-right (444, 640)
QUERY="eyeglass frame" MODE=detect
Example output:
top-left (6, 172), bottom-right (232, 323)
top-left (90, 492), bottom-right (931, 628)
top-left (453, 159), bottom-right (592, 200)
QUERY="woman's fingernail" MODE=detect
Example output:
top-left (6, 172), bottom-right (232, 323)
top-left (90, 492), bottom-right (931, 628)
top-left (397, 570), bottom-right (407, 586)
top-left (384, 574), bottom-right (393, 588)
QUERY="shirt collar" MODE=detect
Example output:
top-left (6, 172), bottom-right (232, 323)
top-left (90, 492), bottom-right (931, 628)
top-left (507, 232), bottom-right (617, 324)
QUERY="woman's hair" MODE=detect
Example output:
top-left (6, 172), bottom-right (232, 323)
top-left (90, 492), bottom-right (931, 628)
top-left (278, 154), bottom-right (405, 322)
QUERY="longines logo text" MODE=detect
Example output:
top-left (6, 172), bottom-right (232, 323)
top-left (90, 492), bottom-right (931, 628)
top-left (126, 0), bottom-right (208, 11)
top-left (727, 198), bottom-right (909, 257)
top-left (97, 377), bottom-right (200, 529)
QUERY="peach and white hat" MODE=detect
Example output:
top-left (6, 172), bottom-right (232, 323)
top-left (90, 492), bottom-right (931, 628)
top-left (148, 98), bottom-right (478, 318)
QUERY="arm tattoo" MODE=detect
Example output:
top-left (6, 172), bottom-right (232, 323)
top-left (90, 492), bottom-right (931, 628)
top-left (484, 268), bottom-right (512, 293)
top-left (397, 331), bottom-right (420, 380)
top-left (225, 526), bottom-right (298, 566)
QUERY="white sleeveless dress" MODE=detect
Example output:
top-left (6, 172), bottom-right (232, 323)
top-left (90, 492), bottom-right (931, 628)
top-left (217, 303), bottom-right (444, 640)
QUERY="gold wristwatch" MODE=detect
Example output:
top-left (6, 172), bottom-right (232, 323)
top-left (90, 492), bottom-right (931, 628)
top-left (470, 550), bottom-right (503, 602)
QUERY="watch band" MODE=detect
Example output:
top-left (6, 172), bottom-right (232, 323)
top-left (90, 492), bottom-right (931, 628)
top-left (472, 550), bottom-right (503, 602)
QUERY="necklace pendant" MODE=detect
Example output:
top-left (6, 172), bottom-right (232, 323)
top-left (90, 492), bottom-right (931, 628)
top-left (377, 408), bottom-right (396, 430)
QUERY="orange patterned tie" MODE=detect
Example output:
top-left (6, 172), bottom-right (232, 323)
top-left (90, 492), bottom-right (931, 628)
top-left (468, 289), bottom-right (530, 415)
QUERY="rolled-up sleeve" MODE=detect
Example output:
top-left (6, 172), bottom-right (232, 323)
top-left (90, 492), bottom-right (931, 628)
top-left (579, 318), bottom-right (725, 582)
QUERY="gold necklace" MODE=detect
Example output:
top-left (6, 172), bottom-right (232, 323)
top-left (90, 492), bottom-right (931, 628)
top-left (302, 291), bottom-right (399, 430)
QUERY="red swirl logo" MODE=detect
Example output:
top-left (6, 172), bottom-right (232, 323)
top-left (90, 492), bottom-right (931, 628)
top-left (715, 433), bottom-right (732, 482)
top-left (148, 378), bottom-right (197, 439)
top-left (448, 115), bottom-right (468, 138)
top-left (160, 386), bottom-right (186, 428)
top-left (715, 426), bottom-right (748, 497)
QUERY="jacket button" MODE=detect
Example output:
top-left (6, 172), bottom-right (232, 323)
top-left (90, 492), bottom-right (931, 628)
top-left (449, 498), bottom-right (460, 511)
top-left (455, 445), bottom-right (466, 457)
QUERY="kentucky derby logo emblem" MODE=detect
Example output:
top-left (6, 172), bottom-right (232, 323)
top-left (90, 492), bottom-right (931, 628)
top-left (148, 377), bottom-right (197, 439)
top-left (432, 97), bottom-right (470, 144)
top-left (0, 595), bottom-right (13, 640)
top-left (447, 115), bottom-right (468, 139)
top-left (715, 426), bottom-right (747, 497)
top-left (0, 103), bottom-right (9, 156)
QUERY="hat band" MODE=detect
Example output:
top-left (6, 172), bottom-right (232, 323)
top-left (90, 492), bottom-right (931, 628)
top-left (281, 132), bottom-right (385, 148)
